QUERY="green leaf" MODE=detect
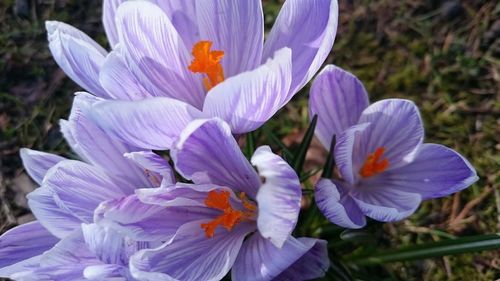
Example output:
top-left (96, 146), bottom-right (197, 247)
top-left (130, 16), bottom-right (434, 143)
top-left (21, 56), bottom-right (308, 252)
top-left (321, 135), bottom-right (337, 178)
top-left (293, 115), bottom-right (317, 174)
top-left (346, 233), bottom-right (500, 265)
top-left (262, 127), bottom-right (294, 161)
top-left (244, 131), bottom-right (255, 159)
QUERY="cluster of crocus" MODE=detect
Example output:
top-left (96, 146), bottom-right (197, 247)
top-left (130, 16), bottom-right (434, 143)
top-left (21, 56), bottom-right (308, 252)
top-left (0, 0), bottom-right (478, 280)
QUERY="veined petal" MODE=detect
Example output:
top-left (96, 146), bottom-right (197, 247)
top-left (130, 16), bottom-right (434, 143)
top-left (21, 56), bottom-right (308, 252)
top-left (251, 146), bottom-right (301, 248)
top-left (171, 118), bottom-right (261, 198)
top-left (372, 144), bottom-right (478, 200)
top-left (0, 222), bottom-right (59, 276)
top-left (27, 187), bottom-right (81, 238)
top-left (203, 48), bottom-right (292, 134)
top-left (83, 264), bottom-right (126, 280)
top-left (232, 234), bottom-right (328, 281)
top-left (309, 65), bottom-right (369, 149)
top-left (46, 21), bottom-right (110, 98)
top-left (99, 48), bottom-right (152, 100)
top-left (263, 0), bottom-right (338, 95)
top-left (89, 97), bottom-right (203, 150)
top-left (130, 220), bottom-right (252, 281)
top-left (19, 149), bottom-right (65, 185)
top-left (125, 151), bottom-right (175, 186)
top-left (334, 123), bottom-right (370, 185)
top-left (356, 99), bottom-right (424, 170)
top-left (315, 178), bottom-right (366, 229)
top-left (43, 160), bottom-right (129, 223)
top-left (196, 0), bottom-right (263, 77)
top-left (81, 224), bottom-right (130, 266)
top-left (150, 0), bottom-right (198, 47)
top-left (116, 1), bottom-right (205, 108)
top-left (65, 93), bottom-right (150, 189)
top-left (102, 0), bottom-right (125, 49)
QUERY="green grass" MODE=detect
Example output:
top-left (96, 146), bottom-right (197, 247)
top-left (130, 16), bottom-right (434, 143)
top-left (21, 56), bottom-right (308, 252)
top-left (0, 0), bottom-right (498, 280)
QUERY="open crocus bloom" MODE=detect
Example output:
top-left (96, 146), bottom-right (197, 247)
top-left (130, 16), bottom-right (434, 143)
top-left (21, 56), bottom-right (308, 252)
top-left (0, 93), bottom-right (174, 280)
top-left (47, 0), bottom-right (338, 149)
top-left (310, 65), bottom-right (478, 228)
top-left (96, 118), bottom-right (330, 281)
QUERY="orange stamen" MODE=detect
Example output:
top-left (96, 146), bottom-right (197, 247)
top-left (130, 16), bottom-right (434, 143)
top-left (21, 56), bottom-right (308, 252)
top-left (188, 41), bottom-right (225, 91)
top-left (200, 190), bottom-right (256, 238)
top-left (359, 147), bottom-right (389, 178)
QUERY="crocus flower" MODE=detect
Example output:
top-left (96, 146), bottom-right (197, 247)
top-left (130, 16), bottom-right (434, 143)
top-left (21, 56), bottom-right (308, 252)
top-left (0, 93), bottom-right (174, 279)
top-left (309, 65), bottom-right (478, 228)
top-left (95, 118), bottom-right (330, 281)
top-left (47, 0), bottom-right (338, 149)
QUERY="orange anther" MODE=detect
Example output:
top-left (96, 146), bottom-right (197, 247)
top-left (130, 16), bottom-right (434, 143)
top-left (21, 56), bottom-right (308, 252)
top-left (359, 147), bottom-right (389, 178)
top-left (188, 41), bottom-right (225, 91)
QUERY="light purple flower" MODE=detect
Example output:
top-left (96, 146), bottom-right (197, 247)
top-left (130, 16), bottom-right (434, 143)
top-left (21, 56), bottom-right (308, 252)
top-left (47, 0), bottom-right (338, 149)
top-left (0, 93), bottom-right (174, 279)
top-left (96, 118), bottom-right (330, 281)
top-left (310, 65), bottom-right (478, 228)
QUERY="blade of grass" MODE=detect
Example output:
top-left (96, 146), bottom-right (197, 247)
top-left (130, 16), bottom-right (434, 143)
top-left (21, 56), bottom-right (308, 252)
top-left (293, 115), bottom-right (317, 174)
top-left (321, 135), bottom-right (336, 178)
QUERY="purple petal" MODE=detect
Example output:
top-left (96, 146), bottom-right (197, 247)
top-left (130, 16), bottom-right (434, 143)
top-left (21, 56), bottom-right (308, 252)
top-left (263, 0), bottom-right (338, 95)
top-left (116, 1), bottom-right (205, 108)
top-left (334, 123), bottom-right (370, 185)
top-left (130, 220), bottom-right (253, 281)
top-left (46, 21), bottom-right (110, 98)
top-left (150, 0), bottom-right (199, 47)
top-left (356, 99), bottom-right (424, 170)
top-left (171, 118), bottom-right (261, 198)
top-left (373, 144), bottom-right (478, 200)
top-left (203, 48), bottom-right (292, 134)
top-left (351, 184), bottom-right (422, 222)
top-left (19, 149), bottom-right (65, 185)
top-left (125, 151), bottom-right (175, 186)
top-left (275, 238), bottom-right (330, 281)
top-left (309, 65), bottom-right (369, 148)
top-left (251, 146), bottom-right (301, 248)
top-left (99, 48), bottom-right (152, 100)
top-left (0, 222), bottom-right (59, 276)
top-left (89, 97), bottom-right (203, 150)
top-left (81, 224), bottom-right (130, 266)
top-left (65, 93), bottom-right (151, 189)
top-left (196, 0), bottom-right (263, 77)
top-left (27, 187), bottom-right (81, 238)
top-left (102, 0), bottom-right (125, 49)
top-left (232, 234), bottom-right (328, 281)
top-left (314, 178), bottom-right (366, 228)
top-left (83, 264), bottom-right (127, 280)
top-left (43, 160), bottom-right (129, 223)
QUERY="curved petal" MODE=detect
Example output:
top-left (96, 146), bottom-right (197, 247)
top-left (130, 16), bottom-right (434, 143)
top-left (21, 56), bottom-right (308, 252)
top-left (263, 0), bottom-right (338, 95)
top-left (232, 234), bottom-right (328, 281)
top-left (372, 144), bottom-right (478, 200)
top-left (43, 160), bottom-right (129, 223)
top-left (46, 21), bottom-right (109, 98)
top-left (19, 149), bottom-right (65, 185)
top-left (334, 123), bottom-right (370, 185)
top-left (150, 0), bottom-right (199, 47)
top-left (251, 146), bottom-right (301, 248)
top-left (351, 185), bottom-right (422, 222)
top-left (116, 1), bottom-right (205, 108)
top-left (203, 48), bottom-right (292, 134)
top-left (102, 0), bottom-right (125, 49)
top-left (0, 222), bottom-right (59, 273)
top-left (89, 97), bottom-right (203, 150)
top-left (356, 99), bottom-right (424, 170)
top-left (171, 118), bottom-right (261, 198)
top-left (66, 93), bottom-right (150, 189)
top-left (27, 187), bottom-right (81, 238)
top-left (130, 220), bottom-right (252, 281)
top-left (314, 178), bottom-right (366, 229)
top-left (99, 48), bottom-right (152, 100)
top-left (124, 151), bottom-right (175, 186)
top-left (309, 65), bottom-right (369, 148)
top-left (196, 0), bottom-right (263, 77)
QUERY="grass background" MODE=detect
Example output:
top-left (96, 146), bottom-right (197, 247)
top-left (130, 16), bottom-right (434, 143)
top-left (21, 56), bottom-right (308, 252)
top-left (0, 0), bottom-right (498, 280)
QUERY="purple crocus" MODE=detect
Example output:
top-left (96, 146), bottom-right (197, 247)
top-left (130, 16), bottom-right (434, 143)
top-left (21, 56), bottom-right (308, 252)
top-left (309, 65), bottom-right (478, 228)
top-left (47, 0), bottom-right (338, 149)
top-left (95, 118), bottom-right (330, 281)
top-left (0, 93), bottom-right (174, 279)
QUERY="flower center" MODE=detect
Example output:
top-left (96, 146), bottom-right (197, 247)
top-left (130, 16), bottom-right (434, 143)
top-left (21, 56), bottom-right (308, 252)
top-left (359, 147), bottom-right (389, 178)
top-left (188, 40), bottom-right (225, 91)
top-left (201, 190), bottom-right (256, 238)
